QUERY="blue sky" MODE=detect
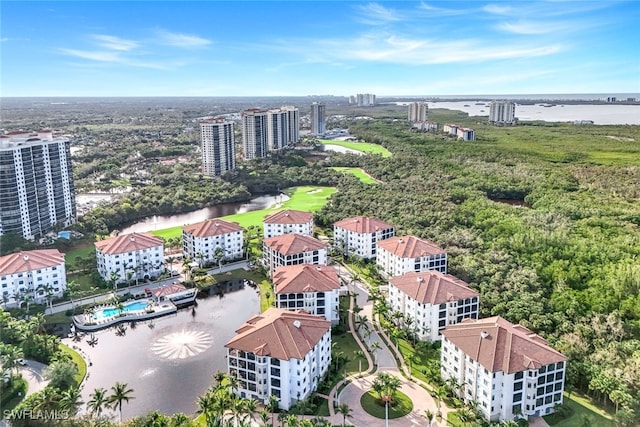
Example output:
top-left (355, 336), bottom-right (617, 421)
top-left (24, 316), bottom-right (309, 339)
top-left (1, 1), bottom-right (638, 97)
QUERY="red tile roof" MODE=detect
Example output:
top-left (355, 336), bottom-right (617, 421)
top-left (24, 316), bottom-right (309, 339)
top-left (441, 316), bottom-right (567, 374)
top-left (183, 218), bottom-right (243, 238)
top-left (151, 283), bottom-right (187, 297)
top-left (377, 236), bottom-right (445, 258)
top-left (95, 232), bottom-right (163, 255)
top-left (263, 234), bottom-right (326, 256)
top-left (334, 216), bottom-right (394, 234)
top-left (264, 209), bottom-right (313, 224)
top-left (225, 308), bottom-right (331, 360)
top-left (389, 271), bottom-right (478, 304)
top-left (273, 264), bottom-right (340, 294)
top-left (0, 249), bottom-right (65, 275)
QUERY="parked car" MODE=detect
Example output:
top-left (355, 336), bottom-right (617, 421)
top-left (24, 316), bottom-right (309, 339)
top-left (15, 358), bottom-right (27, 366)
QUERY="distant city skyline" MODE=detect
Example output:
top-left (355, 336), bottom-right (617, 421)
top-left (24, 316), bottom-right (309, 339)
top-left (1, 1), bottom-right (638, 97)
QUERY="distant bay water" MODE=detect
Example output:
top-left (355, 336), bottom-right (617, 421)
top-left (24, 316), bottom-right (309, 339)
top-left (416, 101), bottom-right (640, 125)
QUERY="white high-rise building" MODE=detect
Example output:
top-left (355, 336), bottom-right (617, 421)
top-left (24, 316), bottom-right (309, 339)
top-left (0, 131), bottom-right (76, 240)
top-left (408, 102), bottom-right (428, 123)
top-left (201, 118), bottom-right (236, 176)
top-left (225, 308), bottom-right (332, 410)
top-left (267, 106), bottom-right (299, 150)
top-left (310, 103), bottom-right (326, 136)
top-left (356, 93), bottom-right (376, 106)
top-left (441, 317), bottom-right (567, 422)
top-left (242, 109), bottom-right (269, 159)
top-left (489, 101), bottom-right (516, 125)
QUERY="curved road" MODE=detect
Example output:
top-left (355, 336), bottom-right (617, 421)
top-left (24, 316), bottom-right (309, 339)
top-left (333, 266), bottom-right (449, 426)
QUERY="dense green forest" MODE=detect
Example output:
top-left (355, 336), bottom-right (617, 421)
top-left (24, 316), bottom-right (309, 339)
top-left (316, 111), bottom-right (640, 424)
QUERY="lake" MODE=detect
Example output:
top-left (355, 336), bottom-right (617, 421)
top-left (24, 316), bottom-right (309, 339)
top-left (120, 193), bottom-right (289, 234)
top-left (65, 279), bottom-right (260, 420)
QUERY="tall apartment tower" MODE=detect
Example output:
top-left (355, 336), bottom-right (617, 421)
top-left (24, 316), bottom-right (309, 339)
top-left (242, 109), bottom-right (269, 159)
top-left (310, 102), bottom-right (326, 137)
top-left (408, 102), bottom-right (428, 123)
top-left (489, 101), bottom-right (516, 125)
top-left (0, 130), bottom-right (76, 240)
top-left (356, 93), bottom-right (376, 106)
top-left (200, 118), bottom-right (236, 176)
top-left (267, 106), bottom-right (299, 151)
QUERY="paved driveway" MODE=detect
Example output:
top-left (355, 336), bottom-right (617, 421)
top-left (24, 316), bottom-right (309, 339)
top-left (19, 359), bottom-right (49, 396)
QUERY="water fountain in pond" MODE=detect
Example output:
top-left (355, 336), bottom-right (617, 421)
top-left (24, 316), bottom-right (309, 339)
top-left (151, 328), bottom-right (213, 360)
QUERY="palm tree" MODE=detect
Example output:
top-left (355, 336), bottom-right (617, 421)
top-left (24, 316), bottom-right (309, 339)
top-left (424, 409), bottom-right (434, 427)
top-left (433, 385), bottom-right (447, 414)
top-left (87, 387), bottom-right (108, 417)
top-left (166, 256), bottom-right (177, 277)
top-left (456, 408), bottom-right (474, 424)
top-left (353, 349), bottom-right (365, 376)
top-left (60, 387), bottom-right (84, 415)
top-left (267, 394), bottom-right (280, 426)
top-left (370, 341), bottom-right (381, 364)
top-left (258, 408), bottom-right (270, 427)
top-left (243, 398), bottom-right (259, 426)
top-left (107, 381), bottom-right (135, 422)
top-left (284, 414), bottom-right (300, 427)
top-left (336, 403), bottom-right (353, 426)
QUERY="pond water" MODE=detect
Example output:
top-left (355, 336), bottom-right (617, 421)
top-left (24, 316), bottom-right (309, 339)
top-left (65, 279), bottom-right (260, 420)
top-left (120, 193), bottom-right (289, 234)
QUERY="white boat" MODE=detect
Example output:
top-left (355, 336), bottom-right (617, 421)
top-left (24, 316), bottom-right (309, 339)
top-left (150, 283), bottom-right (198, 307)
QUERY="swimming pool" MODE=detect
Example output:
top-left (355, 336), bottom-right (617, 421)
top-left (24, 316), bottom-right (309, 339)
top-left (93, 301), bottom-right (150, 320)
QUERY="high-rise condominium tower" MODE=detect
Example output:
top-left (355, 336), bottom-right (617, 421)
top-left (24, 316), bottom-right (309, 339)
top-left (356, 93), bottom-right (376, 107)
top-left (0, 130), bottom-right (76, 240)
top-left (408, 102), bottom-right (428, 123)
top-left (201, 118), bottom-right (235, 176)
top-left (310, 103), bottom-right (326, 136)
top-left (242, 109), bottom-right (269, 159)
top-left (489, 101), bottom-right (516, 125)
top-left (267, 106), bottom-right (299, 150)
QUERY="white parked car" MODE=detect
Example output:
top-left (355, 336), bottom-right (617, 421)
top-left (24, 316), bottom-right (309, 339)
top-left (15, 358), bottom-right (27, 366)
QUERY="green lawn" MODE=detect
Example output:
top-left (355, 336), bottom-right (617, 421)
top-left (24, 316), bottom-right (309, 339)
top-left (319, 139), bottom-right (392, 158)
top-left (151, 186), bottom-right (337, 240)
top-left (544, 392), bottom-right (615, 427)
top-left (62, 244), bottom-right (95, 271)
top-left (332, 331), bottom-right (369, 375)
top-left (59, 343), bottom-right (87, 386)
top-left (360, 390), bottom-right (413, 419)
top-left (330, 167), bottom-right (379, 184)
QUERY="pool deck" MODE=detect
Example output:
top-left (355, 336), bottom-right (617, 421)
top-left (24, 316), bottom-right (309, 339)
top-left (73, 300), bottom-right (177, 332)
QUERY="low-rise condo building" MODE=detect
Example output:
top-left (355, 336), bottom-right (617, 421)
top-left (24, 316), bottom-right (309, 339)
top-left (95, 232), bottom-right (164, 284)
top-left (441, 317), bottom-right (567, 423)
top-left (225, 308), bottom-right (332, 410)
top-left (183, 219), bottom-right (244, 267)
top-left (273, 264), bottom-right (340, 325)
top-left (263, 210), bottom-right (314, 238)
top-left (376, 235), bottom-right (447, 277)
top-left (333, 216), bottom-right (395, 259)
top-left (0, 249), bottom-right (66, 307)
top-left (263, 234), bottom-right (327, 275)
top-left (388, 271), bottom-right (479, 341)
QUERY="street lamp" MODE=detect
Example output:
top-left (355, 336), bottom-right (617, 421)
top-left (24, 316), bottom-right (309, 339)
top-left (383, 395), bottom-right (391, 427)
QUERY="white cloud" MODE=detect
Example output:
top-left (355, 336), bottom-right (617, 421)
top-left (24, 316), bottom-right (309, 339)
top-left (92, 35), bottom-right (139, 51)
top-left (418, 2), bottom-right (471, 16)
top-left (354, 2), bottom-right (403, 25)
top-left (270, 32), bottom-right (563, 65)
top-left (0, 38), bottom-right (9, 42)
top-left (59, 48), bottom-right (122, 62)
top-left (156, 30), bottom-right (212, 48)
top-left (482, 4), bottom-right (514, 15)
